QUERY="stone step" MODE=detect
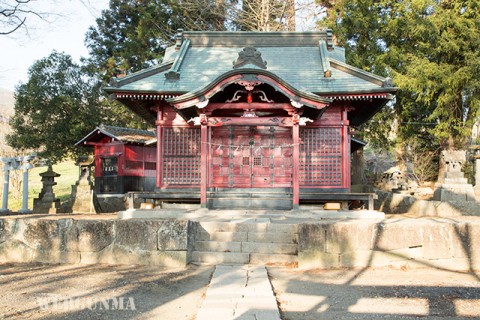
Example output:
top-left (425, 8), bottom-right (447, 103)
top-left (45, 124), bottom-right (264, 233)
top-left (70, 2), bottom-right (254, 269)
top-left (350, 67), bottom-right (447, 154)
top-left (207, 197), bottom-right (292, 210)
top-left (197, 221), bottom-right (298, 233)
top-left (194, 241), bottom-right (297, 254)
top-left (195, 230), bottom-right (248, 242)
top-left (190, 251), bottom-right (297, 266)
top-left (250, 253), bottom-right (298, 266)
top-left (194, 241), bottom-right (242, 252)
top-left (191, 251), bottom-right (250, 265)
top-left (195, 230), bottom-right (297, 243)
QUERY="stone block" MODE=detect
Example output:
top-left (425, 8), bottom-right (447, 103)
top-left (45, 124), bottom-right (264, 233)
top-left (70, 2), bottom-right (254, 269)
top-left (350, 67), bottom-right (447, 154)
top-left (80, 246), bottom-right (116, 264)
top-left (298, 224), bottom-right (327, 252)
top-left (0, 219), bottom-right (11, 244)
top-left (374, 220), bottom-right (425, 251)
top-left (194, 240), bottom-right (242, 252)
top-left (115, 220), bottom-right (163, 251)
top-left (19, 219), bottom-right (62, 251)
top-left (325, 221), bottom-right (376, 253)
top-left (157, 219), bottom-right (189, 250)
top-left (32, 250), bottom-right (81, 264)
top-left (241, 242), bottom-right (297, 254)
top-left (77, 220), bottom-right (113, 252)
top-left (247, 232), bottom-right (297, 244)
top-left (298, 251), bottom-right (339, 269)
top-left (196, 231), bottom-right (248, 242)
top-left (340, 250), bottom-right (374, 268)
top-left (421, 222), bottom-right (458, 260)
top-left (56, 218), bottom-right (79, 252)
top-left (367, 250), bottom-right (412, 268)
top-left (112, 248), bottom-right (187, 267)
top-left (266, 223), bottom-right (298, 233)
top-left (0, 240), bottom-right (34, 263)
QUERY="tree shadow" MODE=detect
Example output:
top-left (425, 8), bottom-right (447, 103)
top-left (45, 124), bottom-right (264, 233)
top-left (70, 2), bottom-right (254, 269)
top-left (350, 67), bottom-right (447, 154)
top-left (271, 216), bottom-right (480, 319)
top-left (0, 262), bottom-right (214, 320)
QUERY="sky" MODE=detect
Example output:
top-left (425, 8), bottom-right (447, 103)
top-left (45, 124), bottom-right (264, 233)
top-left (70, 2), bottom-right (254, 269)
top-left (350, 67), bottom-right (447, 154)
top-left (0, 0), bottom-right (110, 92)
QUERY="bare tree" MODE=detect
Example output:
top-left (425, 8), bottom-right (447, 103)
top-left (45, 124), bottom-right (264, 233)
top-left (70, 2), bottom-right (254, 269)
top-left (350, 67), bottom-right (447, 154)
top-left (0, 0), bottom-right (52, 35)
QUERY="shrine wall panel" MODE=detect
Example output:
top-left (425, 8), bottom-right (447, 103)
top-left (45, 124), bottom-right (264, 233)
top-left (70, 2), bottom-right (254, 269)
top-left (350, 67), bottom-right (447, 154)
top-left (300, 127), bottom-right (344, 188)
top-left (162, 127), bottom-right (201, 186)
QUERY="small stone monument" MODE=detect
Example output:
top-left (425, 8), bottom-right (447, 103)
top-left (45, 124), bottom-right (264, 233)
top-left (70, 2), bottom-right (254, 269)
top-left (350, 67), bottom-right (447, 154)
top-left (33, 165), bottom-right (62, 213)
top-left (68, 155), bottom-right (97, 213)
top-left (434, 150), bottom-right (475, 201)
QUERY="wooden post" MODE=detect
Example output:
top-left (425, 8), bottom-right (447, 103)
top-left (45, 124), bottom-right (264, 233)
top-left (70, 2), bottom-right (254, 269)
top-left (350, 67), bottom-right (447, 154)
top-left (200, 124), bottom-right (208, 208)
top-left (292, 124), bottom-right (300, 209)
top-left (155, 106), bottom-right (163, 189)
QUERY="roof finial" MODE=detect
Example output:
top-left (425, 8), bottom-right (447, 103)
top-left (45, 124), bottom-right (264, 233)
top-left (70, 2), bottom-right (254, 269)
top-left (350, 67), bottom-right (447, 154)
top-left (175, 29), bottom-right (184, 51)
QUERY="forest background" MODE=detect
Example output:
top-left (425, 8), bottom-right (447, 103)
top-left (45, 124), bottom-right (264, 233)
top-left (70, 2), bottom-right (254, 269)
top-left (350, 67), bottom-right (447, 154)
top-left (2, 0), bottom-right (479, 190)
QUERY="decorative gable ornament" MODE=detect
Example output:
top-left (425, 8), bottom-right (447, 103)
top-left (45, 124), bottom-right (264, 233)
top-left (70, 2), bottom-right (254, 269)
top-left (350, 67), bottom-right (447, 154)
top-left (233, 47), bottom-right (267, 69)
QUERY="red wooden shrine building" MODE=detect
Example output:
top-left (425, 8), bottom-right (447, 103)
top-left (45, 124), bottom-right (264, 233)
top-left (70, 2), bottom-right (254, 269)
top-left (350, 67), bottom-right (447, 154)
top-left (76, 125), bottom-right (156, 194)
top-left (98, 30), bottom-right (396, 209)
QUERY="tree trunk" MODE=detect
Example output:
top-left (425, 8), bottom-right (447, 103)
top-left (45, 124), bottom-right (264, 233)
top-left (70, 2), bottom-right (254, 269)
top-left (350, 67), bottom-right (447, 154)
top-left (351, 148), bottom-right (366, 185)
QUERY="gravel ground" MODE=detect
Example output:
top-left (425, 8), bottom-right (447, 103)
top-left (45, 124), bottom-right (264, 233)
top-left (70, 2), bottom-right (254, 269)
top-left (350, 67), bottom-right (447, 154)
top-left (268, 267), bottom-right (480, 319)
top-left (2, 263), bottom-right (480, 320)
top-left (0, 263), bottom-right (214, 320)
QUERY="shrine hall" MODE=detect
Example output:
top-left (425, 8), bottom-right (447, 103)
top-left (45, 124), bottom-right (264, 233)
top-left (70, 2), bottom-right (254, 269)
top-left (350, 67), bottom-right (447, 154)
top-left (94, 29), bottom-right (397, 210)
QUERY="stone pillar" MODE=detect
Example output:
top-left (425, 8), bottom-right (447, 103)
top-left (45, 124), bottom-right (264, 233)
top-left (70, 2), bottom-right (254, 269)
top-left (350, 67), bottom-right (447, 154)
top-left (18, 155), bottom-right (35, 214)
top-left (433, 150), bottom-right (475, 201)
top-left (0, 158), bottom-right (13, 213)
top-left (33, 165), bottom-right (62, 214)
top-left (68, 155), bottom-right (97, 213)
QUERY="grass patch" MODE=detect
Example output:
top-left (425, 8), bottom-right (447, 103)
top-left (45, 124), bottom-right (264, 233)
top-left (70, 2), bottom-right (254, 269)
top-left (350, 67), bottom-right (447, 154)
top-left (3, 160), bottom-right (79, 211)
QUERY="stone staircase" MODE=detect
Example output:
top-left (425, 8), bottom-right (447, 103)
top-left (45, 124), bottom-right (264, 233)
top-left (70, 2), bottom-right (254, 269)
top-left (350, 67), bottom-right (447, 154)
top-left (190, 221), bottom-right (298, 265)
top-left (207, 188), bottom-right (293, 210)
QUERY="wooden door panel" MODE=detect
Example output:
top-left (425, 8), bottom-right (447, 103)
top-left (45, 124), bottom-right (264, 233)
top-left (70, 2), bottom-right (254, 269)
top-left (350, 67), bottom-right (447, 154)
top-left (211, 126), bottom-right (292, 188)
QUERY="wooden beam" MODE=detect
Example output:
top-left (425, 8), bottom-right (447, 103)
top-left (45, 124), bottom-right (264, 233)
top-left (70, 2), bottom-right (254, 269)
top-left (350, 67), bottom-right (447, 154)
top-left (206, 102), bottom-right (295, 110)
top-left (207, 117), bottom-right (293, 127)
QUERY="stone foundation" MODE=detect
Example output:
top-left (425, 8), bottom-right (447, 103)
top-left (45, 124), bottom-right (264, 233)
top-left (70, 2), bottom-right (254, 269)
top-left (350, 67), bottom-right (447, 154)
top-left (0, 218), bottom-right (191, 267)
top-left (1, 216), bottom-right (479, 271)
top-left (298, 219), bottom-right (480, 270)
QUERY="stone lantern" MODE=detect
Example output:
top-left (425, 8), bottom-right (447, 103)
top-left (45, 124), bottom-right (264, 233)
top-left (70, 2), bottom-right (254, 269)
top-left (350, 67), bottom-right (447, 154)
top-left (33, 165), bottom-right (62, 214)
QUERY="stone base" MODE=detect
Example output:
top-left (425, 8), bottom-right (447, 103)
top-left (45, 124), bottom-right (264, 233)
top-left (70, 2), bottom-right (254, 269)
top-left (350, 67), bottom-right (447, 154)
top-left (32, 199), bottom-right (62, 214)
top-left (70, 184), bottom-right (97, 213)
top-left (96, 194), bottom-right (127, 213)
top-left (434, 183), bottom-right (476, 201)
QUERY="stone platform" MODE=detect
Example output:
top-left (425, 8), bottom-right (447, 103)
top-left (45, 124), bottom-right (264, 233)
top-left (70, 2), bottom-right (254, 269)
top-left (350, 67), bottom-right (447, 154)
top-left (0, 209), bottom-right (479, 271)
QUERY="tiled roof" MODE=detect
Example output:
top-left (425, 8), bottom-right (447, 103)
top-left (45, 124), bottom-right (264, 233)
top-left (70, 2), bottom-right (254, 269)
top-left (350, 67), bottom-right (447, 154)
top-left (76, 125), bottom-right (156, 146)
top-left (106, 30), bottom-right (395, 96)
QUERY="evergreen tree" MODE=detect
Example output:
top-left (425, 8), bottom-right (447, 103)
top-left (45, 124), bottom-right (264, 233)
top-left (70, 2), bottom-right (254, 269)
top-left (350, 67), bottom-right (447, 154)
top-left (7, 51), bottom-right (133, 163)
top-left (319, 0), bottom-right (480, 177)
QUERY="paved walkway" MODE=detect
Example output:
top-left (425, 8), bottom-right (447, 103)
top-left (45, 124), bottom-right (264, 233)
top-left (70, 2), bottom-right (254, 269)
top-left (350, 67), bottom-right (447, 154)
top-left (195, 265), bottom-right (280, 320)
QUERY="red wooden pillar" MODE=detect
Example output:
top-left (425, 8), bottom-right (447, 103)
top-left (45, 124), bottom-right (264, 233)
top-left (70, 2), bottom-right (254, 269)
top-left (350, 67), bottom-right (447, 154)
top-left (292, 124), bottom-right (300, 209)
top-left (155, 106), bottom-right (163, 189)
top-left (342, 107), bottom-right (351, 191)
top-left (200, 124), bottom-right (208, 208)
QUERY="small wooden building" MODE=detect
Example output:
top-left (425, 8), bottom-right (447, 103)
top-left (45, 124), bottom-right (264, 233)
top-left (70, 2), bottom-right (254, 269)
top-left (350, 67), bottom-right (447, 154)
top-left (76, 125), bottom-right (156, 194)
top-left (103, 30), bottom-right (397, 209)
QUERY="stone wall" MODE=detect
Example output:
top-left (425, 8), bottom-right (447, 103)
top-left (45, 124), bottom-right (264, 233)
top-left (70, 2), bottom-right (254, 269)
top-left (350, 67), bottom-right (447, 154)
top-left (298, 219), bottom-right (480, 271)
top-left (0, 218), bottom-right (191, 267)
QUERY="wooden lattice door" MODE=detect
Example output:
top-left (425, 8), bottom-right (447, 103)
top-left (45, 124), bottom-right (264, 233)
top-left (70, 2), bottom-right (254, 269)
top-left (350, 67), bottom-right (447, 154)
top-left (211, 126), bottom-right (292, 188)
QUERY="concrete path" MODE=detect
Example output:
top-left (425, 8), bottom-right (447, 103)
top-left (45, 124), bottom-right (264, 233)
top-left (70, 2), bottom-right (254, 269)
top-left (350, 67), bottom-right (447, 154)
top-left (195, 265), bottom-right (280, 320)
